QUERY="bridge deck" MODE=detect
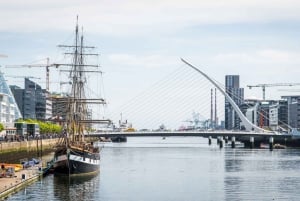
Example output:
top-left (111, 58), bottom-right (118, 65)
top-left (86, 131), bottom-right (294, 141)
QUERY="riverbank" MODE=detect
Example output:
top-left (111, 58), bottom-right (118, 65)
top-left (0, 166), bottom-right (41, 199)
top-left (0, 139), bottom-right (58, 163)
top-left (0, 147), bottom-right (56, 200)
top-left (0, 138), bottom-right (58, 153)
top-left (0, 138), bottom-right (98, 200)
top-left (0, 139), bottom-right (58, 199)
top-left (4, 137), bottom-right (300, 201)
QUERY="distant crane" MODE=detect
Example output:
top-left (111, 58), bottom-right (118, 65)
top-left (6, 75), bottom-right (41, 80)
top-left (247, 83), bottom-right (300, 100)
top-left (277, 89), bottom-right (300, 92)
top-left (5, 58), bottom-right (60, 91)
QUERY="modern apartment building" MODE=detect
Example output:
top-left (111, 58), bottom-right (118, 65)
top-left (239, 99), bottom-right (259, 126)
top-left (225, 75), bottom-right (244, 130)
top-left (223, 74), bottom-right (298, 131)
top-left (282, 96), bottom-right (300, 129)
top-left (51, 93), bottom-right (68, 123)
top-left (269, 100), bottom-right (288, 131)
top-left (10, 78), bottom-right (51, 120)
top-left (0, 72), bottom-right (21, 124)
top-left (51, 93), bottom-right (93, 128)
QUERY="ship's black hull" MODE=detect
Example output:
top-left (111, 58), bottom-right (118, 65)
top-left (53, 147), bottom-right (100, 175)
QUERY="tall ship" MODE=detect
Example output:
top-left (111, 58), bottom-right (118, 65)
top-left (53, 17), bottom-right (110, 175)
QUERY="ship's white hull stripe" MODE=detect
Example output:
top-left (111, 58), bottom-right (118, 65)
top-left (69, 154), bottom-right (100, 165)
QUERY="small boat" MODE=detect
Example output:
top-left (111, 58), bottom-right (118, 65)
top-left (260, 143), bottom-right (269, 149)
top-left (274, 144), bottom-right (286, 149)
top-left (260, 143), bottom-right (286, 149)
top-left (111, 136), bottom-right (127, 143)
top-left (41, 158), bottom-right (56, 176)
top-left (0, 166), bottom-right (15, 177)
top-left (20, 158), bottom-right (40, 169)
top-left (0, 163), bottom-right (22, 172)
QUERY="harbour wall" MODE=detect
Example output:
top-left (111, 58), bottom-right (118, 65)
top-left (0, 139), bottom-right (59, 163)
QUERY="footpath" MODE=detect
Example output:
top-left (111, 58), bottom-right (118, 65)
top-left (0, 166), bottom-right (41, 199)
top-left (0, 138), bottom-right (58, 199)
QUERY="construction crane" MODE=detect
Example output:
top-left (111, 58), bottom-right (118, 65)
top-left (277, 89), bottom-right (300, 92)
top-left (6, 75), bottom-right (40, 79)
top-left (247, 83), bottom-right (300, 100)
top-left (5, 58), bottom-right (59, 91)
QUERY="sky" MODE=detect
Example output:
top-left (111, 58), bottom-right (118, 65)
top-left (1, 0), bottom-right (300, 129)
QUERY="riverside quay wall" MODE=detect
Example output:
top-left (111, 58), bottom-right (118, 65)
top-left (0, 139), bottom-right (59, 163)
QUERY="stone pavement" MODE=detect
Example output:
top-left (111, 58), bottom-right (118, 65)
top-left (0, 166), bottom-right (40, 199)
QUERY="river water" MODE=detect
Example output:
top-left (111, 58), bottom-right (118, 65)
top-left (5, 137), bottom-right (300, 201)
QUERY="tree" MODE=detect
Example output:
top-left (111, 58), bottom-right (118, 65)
top-left (0, 123), bottom-right (4, 132)
top-left (18, 119), bottom-right (62, 135)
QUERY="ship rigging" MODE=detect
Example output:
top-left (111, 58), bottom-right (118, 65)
top-left (53, 17), bottom-right (110, 175)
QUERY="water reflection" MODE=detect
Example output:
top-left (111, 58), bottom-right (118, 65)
top-left (224, 149), bottom-right (300, 201)
top-left (5, 138), bottom-right (300, 201)
top-left (53, 174), bottom-right (100, 201)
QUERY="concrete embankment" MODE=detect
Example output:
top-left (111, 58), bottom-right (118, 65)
top-left (0, 167), bottom-right (41, 199)
top-left (0, 139), bottom-right (59, 199)
top-left (0, 138), bottom-right (58, 153)
top-left (0, 139), bottom-right (58, 163)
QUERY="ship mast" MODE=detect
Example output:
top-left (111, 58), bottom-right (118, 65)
top-left (57, 16), bottom-right (110, 142)
top-left (69, 16), bottom-right (83, 141)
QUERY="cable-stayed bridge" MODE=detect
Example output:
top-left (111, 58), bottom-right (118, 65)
top-left (89, 130), bottom-right (290, 139)
top-left (105, 59), bottom-right (226, 131)
top-left (95, 59), bottom-right (300, 148)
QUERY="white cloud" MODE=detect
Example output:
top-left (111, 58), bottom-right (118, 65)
top-left (107, 53), bottom-right (178, 70)
top-left (214, 49), bottom-right (300, 64)
top-left (2, 0), bottom-right (300, 128)
top-left (2, 0), bottom-right (300, 35)
top-left (214, 53), bottom-right (254, 63)
top-left (256, 49), bottom-right (295, 62)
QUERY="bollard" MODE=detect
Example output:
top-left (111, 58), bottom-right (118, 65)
top-left (269, 137), bottom-right (274, 151)
top-left (219, 139), bottom-right (223, 149)
top-left (217, 137), bottom-right (220, 145)
top-left (208, 136), bottom-right (212, 145)
top-left (231, 136), bottom-right (236, 148)
top-left (250, 137), bottom-right (254, 149)
top-left (22, 174), bottom-right (26, 180)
